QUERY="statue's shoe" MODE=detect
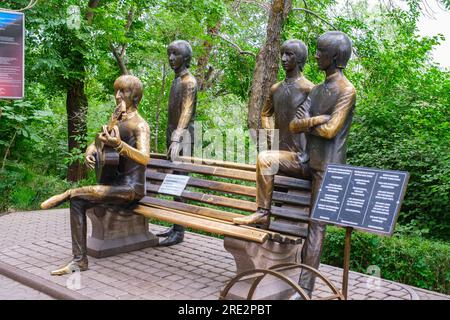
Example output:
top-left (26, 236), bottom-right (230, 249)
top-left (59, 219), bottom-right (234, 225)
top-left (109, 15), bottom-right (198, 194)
top-left (40, 191), bottom-right (70, 209)
top-left (232, 209), bottom-right (270, 227)
top-left (156, 225), bottom-right (176, 237)
top-left (50, 260), bottom-right (88, 276)
top-left (158, 230), bottom-right (184, 247)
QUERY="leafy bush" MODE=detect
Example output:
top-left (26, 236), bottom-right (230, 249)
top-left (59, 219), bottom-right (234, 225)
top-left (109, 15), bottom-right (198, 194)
top-left (322, 226), bottom-right (450, 294)
top-left (0, 161), bottom-right (84, 212)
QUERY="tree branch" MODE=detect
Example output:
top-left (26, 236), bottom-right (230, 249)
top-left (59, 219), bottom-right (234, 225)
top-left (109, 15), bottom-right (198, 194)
top-left (233, 0), bottom-right (270, 13)
top-left (292, 7), bottom-right (338, 30)
top-left (211, 33), bottom-right (256, 57)
top-left (110, 43), bottom-right (129, 75)
top-left (125, 9), bottom-right (134, 31)
top-left (0, 0), bottom-right (38, 12)
top-left (110, 8), bottom-right (134, 75)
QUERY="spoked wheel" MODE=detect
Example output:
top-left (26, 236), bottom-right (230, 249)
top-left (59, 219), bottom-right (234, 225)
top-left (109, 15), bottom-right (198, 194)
top-left (220, 263), bottom-right (344, 300)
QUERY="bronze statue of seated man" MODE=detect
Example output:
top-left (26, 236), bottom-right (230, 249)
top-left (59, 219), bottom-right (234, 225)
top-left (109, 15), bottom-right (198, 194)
top-left (41, 75), bottom-right (150, 275)
top-left (289, 31), bottom-right (356, 299)
top-left (232, 39), bottom-right (326, 227)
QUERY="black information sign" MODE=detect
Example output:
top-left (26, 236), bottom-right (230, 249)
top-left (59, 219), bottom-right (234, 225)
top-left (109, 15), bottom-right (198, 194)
top-left (311, 164), bottom-right (409, 236)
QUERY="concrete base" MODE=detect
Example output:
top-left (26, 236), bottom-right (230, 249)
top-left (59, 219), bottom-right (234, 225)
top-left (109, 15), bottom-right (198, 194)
top-left (87, 206), bottom-right (158, 258)
top-left (223, 236), bottom-right (303, 300)
top-left (223, 236), bottom-right (302, 273)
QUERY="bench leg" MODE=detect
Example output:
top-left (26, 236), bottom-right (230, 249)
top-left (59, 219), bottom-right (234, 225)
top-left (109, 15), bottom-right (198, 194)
top-left (87, 206), bottom-right (159, 258)
top-left (223, 236), bottom-right (303, 300)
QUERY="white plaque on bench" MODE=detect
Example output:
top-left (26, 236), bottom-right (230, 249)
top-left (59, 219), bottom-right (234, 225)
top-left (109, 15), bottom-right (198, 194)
top-left (158, 174), bottom-right (190, 196)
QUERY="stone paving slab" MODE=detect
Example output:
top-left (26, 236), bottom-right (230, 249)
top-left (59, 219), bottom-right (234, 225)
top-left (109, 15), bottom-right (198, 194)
top-left (0, 274), bottom-right (53, 300)
top-left (0, 209), bottom-right (448, 300)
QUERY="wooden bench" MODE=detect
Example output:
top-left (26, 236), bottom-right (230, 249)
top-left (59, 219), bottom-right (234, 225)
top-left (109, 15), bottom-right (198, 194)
top-left (86, 153), bottom-right (320, 299)
top-left (134, 152), bottom-right (312, 240)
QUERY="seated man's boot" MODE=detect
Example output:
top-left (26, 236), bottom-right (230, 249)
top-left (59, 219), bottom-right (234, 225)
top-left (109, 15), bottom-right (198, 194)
top-left (232, 208), bottom-right (270, 228)
top-left (41, 190), bottom-right (71, 210)
top-left (156, 225), bottom-right (176, 237)
top-left (158, 224), bottom-right (185, 247)
top-left (51, 259), bottom-right (88, 276)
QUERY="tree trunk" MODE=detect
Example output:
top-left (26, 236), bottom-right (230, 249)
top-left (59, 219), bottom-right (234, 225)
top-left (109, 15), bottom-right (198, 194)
top-left (66, 80), bottom-right (88, 181)
top-left (247, 0), bottom-right (292, 132)
top-left (64, 0), bottom-right (100, 181)
top-left (196, 22), bottom-right (221, 91)
top-left (86, 0), bottom-right (101, 24)
top-left (154, 63), bottom-right (167, 152)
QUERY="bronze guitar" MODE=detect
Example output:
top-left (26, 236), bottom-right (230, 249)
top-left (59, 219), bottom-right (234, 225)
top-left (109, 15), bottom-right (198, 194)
top-left (94, 102), bottom-right (126, 184)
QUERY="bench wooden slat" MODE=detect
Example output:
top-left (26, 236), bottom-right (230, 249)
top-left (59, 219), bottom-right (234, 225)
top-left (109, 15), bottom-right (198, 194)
top-left (140, 196), bottom-right (241, 221)
top-left (138, 197), bottom-right (303, 245)
top-left (269, 220), bottom-right (309, 238)
top-left (148, 158), bottom-right (311, 190)
top-left (270, 206), bottom-right (310, 221)
top-left (146, 183), bottom-right (308, 221)
top-left (133, 204), bottom-right (269, 243)
top-left (146, 170), bottom-right (311, 206)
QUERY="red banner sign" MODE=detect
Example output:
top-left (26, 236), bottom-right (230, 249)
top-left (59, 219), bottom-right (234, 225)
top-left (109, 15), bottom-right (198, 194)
top-left (0, 11), bottom-right (24, 99)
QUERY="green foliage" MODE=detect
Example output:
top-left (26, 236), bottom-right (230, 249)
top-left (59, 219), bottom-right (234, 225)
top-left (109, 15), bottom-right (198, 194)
top-left (333, 4), bottom-right (450, 240)
top-left (282, 1), bottom-right (450, 240)
top-left (0, 161), bottom-right (76, 212)
top-left (322, 226), bottom-right (450, 294)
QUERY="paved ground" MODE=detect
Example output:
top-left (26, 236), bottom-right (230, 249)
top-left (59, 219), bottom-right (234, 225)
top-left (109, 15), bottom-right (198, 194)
top-left (0, 274), bottom-right (53, 300)
top-left (0, 209), bottom-right (448, 300)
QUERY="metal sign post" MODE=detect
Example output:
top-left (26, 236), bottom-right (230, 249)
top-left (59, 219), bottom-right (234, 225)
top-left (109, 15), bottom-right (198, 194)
top-left (342, 227), bottom-right (353, 299)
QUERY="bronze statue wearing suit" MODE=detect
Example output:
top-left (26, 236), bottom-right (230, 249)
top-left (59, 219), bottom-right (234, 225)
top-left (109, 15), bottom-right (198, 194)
top-left (157, 40), bottom-right (197, 246)
top-left (41, 75), bottom-right (150, 275)
top-left (290, 31), bottom-right (356, 298)
top-left (233, 40), bottom-right (316, 226)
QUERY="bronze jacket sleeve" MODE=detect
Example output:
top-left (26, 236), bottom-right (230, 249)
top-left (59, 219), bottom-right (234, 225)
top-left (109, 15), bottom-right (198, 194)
top-left (172, 79), bottom-right (196, 142)
top-left (311, 87), bottom-right (356, 139)
top-left (261, 90), bottom-right (274, 130)
top-left (114, 121), bottom-right (150, 166)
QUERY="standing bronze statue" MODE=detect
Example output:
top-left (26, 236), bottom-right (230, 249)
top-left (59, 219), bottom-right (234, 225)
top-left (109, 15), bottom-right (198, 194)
top-left (233, 39), bottom-right (315, 226)
top-left (40, 75), bottom-right (150, 275)
top-left (289, 31), bottom-right (356, 298)
top-left (156, 40), bottom-right (197, 246)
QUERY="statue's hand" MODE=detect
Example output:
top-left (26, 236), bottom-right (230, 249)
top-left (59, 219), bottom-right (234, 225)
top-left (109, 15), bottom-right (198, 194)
top-left (85, 144), bottom-right (97, 170)
top-left (98, 125), bottom-right (121, 148)
top-left (167, 141), bottom-right (182, 162)
top-left (312, 115), bottom-right (331, 127)
top-left (290, 115), bottom-right (331, 133)
top-left (289, 119), bottom-right (309, 133)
